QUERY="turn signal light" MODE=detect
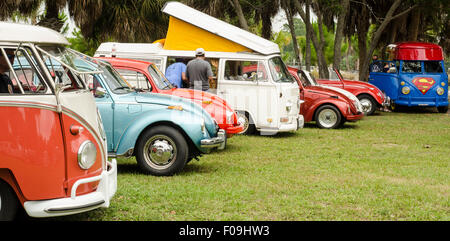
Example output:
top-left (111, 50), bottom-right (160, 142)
top-left (167, 105), bottom-right (183, 111)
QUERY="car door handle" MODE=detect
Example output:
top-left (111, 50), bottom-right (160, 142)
top-left (219, 91), bottom-right (227, 94)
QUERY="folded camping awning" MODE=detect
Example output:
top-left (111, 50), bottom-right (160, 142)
top-left (161, 1), bottom-right (280, 55)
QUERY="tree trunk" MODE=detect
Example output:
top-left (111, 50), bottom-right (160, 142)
top-left (355, 0), bottom-right (370, 78)
top-left (360, 0), bottom-right (414, 81)
top-left (295, 0), bottom-right (329, 78)
top-left (346, 37), bottom-right (352, 71)
top-left (305, 0), bottom-right (311, 71)
top-left (333, 0), bottom-right (349, 70)
top-left (408, 8), bottom-right (421, 41)
top-left (284, 4), bottom-right (301, 66)
top-left (261, 7), bottom-right (273, 40)
top-left (230, 0), bottom-right (249, 31)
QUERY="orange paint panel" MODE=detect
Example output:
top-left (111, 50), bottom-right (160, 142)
top-left (61, 114), bottom-right (103, 196)
top-left (0, 106), bottom-right (66, 200)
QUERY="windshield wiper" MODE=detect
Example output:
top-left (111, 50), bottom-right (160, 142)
top-left (113, 86), bottom-right (130, 91)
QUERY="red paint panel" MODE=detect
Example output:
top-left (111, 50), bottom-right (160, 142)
top-left (394, 42), bottom-right (444, 61)
top-left (412, 77), bottom-right (436, 95)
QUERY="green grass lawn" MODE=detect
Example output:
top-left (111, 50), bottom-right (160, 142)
top-left (52, 108), bottom-right (449, 221)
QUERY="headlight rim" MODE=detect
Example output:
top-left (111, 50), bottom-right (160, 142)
top-left (77, 140), bottom-right (97, 170)
top-left (401, 86), bottom-right (410, 95)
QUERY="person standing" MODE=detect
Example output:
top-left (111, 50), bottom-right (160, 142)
top-left (165, 58), bottom-right (187, 88)
top-left (186, 48), bottom-right (213, 92)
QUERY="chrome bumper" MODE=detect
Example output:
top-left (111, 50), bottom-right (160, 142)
top-left (23, 159), bottom-right (117, 218)
top-left (200, 129), bottom-right (226, 149)
top-left (382, 93), bottom-right (391, 107)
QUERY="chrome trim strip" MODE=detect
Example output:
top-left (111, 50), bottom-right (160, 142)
top-left (45, 200), bottom-right (105, 213)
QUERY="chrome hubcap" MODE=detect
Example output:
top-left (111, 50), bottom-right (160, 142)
top-left (236, 112), bottom-right (249, 134)
top-left (144, 135), bottom-right (176, 169)
top-left (360, 98), bottom-right (373, 114)
top-left (318, 109), bottom-right (338, 128)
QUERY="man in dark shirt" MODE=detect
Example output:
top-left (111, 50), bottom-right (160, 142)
top-left (186, 48), bottom-right (213, 92)
top-left (0, 50), bottom-right (15, 94)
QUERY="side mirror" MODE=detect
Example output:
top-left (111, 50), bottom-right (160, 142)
top-left (94, 87), bottom-right (108, 98)
top-left (388, 67), bottom-right (397, 73)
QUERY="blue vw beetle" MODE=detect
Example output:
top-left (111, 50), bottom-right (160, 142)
top-left (72, 54), bottom-right (226, 176)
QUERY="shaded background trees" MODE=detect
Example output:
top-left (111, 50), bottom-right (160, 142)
top-left (1, 0), bottom-right (448, 81)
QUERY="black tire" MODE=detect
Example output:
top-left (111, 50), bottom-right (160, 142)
top-left (0, 180), bottom-right (19, 221)
top-left (236, 111), bottom-right (256, 135)
top-left (314, 105), bottom-right (342, 129)
top-left (135, 125), bottom-right (189, 176)
top-left (437, 106), bottom-right (448, 113)
top-left (358, 94), bottom-right (377, 115)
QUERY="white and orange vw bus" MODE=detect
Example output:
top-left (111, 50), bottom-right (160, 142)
top-left (0, 22), bottom-right (117, 220)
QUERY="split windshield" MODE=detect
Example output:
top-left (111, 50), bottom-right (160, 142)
top-left (268, 57), bottom-right (294, 83)
top-left (36, 46), bottom-right (95, 91)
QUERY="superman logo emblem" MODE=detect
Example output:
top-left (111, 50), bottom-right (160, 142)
top-left (412, 77), bottom-right (435, 94)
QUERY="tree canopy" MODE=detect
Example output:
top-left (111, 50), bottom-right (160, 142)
top-left (2, 0), bottom-right (448, 80)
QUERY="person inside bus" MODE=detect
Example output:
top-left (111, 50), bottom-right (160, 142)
top-left (0, 49), bottom-right (16, 94)
top-left (383, 62), bottom-right (390, 73)
top-left (370, 55), bottom-right (382, 72)
top-left (165, 58), bottom-right (187, 88)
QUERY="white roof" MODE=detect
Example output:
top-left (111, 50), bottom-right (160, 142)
top-left (0, 22), bottom-right (69, 45)
top-left (161, 1), bottom-right (280, 55)
top-left (95, 42), bottom-right (279, 60)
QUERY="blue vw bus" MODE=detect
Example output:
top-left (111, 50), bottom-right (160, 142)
top-left (369, 42), bottom-right (448, 113)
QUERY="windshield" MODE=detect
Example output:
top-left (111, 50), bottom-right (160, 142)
top-left (99, 63), bottom-right (134, 94)
top-left (268, 57), bottom-right (294, 83)
top-left (424, 61), bottom-right (443, 73)
top-left (36, 46), bottom-right (89, 90)
top-left (299, 71), bottom-right (318, 86)
top-left (148, 64), bottom-right (173, 90)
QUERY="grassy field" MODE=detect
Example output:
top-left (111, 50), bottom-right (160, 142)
top-left (49, 108), bottom-right (449, 221)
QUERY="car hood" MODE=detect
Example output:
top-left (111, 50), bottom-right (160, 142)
top-left (133, 91), bottom-right (217, 134)
top-left (321, 85), bottom-right (363, 112)
top-left (134, 91), bottom-right (207, 116)
top-left (306, 86), bottom-right (351, 101)
top-left (163, 88), bottom-right (230, 109)
top-left (161, 88), bottom-right (236, 123)
top-left (342, 79), bottom-right (379, 91)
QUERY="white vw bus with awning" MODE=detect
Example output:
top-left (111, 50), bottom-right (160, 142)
top-left (95, 1), bottom-right (303, 135)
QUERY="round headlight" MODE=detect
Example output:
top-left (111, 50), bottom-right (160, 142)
top-left (226, 111), bottom-right (234, 124)
top-left (401, 86), bottom-right (410, 95)
top-left (78, 140), bottom-right (97, 170)
top-left (437, 87), bottom-right (445, 95)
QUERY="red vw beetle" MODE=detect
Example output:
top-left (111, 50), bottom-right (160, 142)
top-left (317, 68), bottom-right (387, 115)
top-left (288, 67), bottom-right (364, 129)
top-left (96, 57), bottom-right (243, 138)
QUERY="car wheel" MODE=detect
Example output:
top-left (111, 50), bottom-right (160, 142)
top-left (136, 125), bottom-right (189, 176)
top-left (0, 180), bottom-right (19, 221)
top-left (236, 111), bottom-right (255, 135)
top-left (315, 105), bottom-right (342, 129)
top-left (437, 106), bottom-right (449, 113)
top-left (358, 94), bottom-right (376, 115)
